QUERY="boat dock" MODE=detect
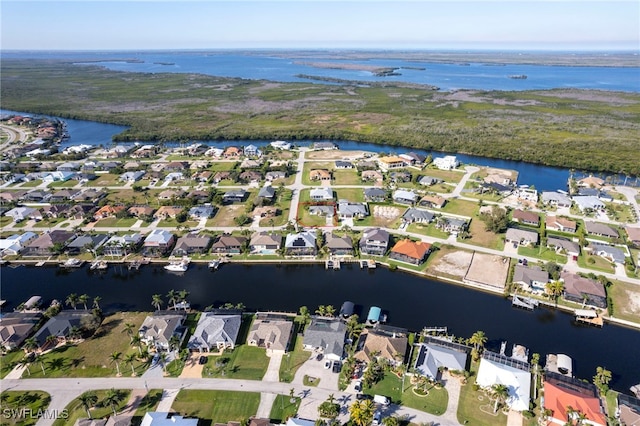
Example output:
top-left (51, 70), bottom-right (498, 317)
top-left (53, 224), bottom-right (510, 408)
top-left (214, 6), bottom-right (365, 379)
top-left (422, 326), bottom-right (448, 335)
top-left (511, 294), bottom-right (539, 310)
top-left (325, 259), bottom-right (341, 270)
top-left (575, 309), bottom-right (604, 327)
top-left (128, 260), bottom-right (141, 270)
top-left (360, 259), bottom-right (377, 269)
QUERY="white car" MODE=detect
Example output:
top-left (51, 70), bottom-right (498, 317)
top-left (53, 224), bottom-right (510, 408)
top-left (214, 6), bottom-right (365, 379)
top-left (354, 380), bottom-right (362, 392)
top-left (324, 360), bottom-right (332, 369)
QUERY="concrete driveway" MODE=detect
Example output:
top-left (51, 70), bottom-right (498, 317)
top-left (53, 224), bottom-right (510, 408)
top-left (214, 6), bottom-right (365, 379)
top-left (292, 352), bottom-right (340, 391)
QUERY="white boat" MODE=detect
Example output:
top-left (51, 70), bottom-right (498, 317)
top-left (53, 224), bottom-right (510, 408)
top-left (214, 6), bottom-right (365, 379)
top-left (60, 258), bottom-right (84, 268)
top-left (164, 261), bottom-right (188, 272)
top-left (208, 259), bottom-right (220, 269)
top-left (90, 260), bottom-right (108, 270)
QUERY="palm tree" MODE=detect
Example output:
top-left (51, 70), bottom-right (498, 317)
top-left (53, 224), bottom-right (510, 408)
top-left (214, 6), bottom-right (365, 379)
top-left (23, 337), bottom-right (38, 353)
top-left (166, 289), bottom-right (178, 310)
top-left (169, 335), bottom-right (181, 356)
top-left (158, 352), bottom-right (168, 373)
top-left (492, 384), bottom-right (509, 413)
top-left (151, 294), bottom-right (163, 311)
top-left (349, 400), bottom-right (375, 426)
top-left (316, 305), bottom-right (327, 316)
top-left (131, 334), bottom-right (143, 355)
top-left (45, 334), bottom-right (58, 350)
top-left (381, 416), bottom-right (400, 426)
top-left (299, 306), bottom-right (310, 326)
top-left (469, 330), bottom-right (488, 352)
top-left (593, 366), bottom-right (612, 393)
top-left (17, 355), bottom-right (31, 376)
top-left (122, 322), bottom-right (135, 342)
top-left (109, 351), bottom-right (122, 376)
top-left (68, 326), bottom-right (82, 341)
top-left (92, 296), bottom-right (102, 310)
top-left (546, 280), bottom-right (564, 306)
top-left (123, 352), bottom-right (137, 376)
top-left (102, 388), bottom-right (123, 416)
top-left (78, 391), bottom-right (98, 419)
top-left (325, 305), bottom-right (336, 318)
top-left (66, 293), bottom-right (79, 310)
top-left (78, 294), bottom-right (90, 310)
top-left (33, 353), bottom-right (46, 375)
top-left (178, 289), bottom-right (190, 308)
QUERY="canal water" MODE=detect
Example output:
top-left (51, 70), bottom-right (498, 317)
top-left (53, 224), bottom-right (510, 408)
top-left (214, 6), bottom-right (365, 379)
top-left (1, 263), bottom-right (639, 393)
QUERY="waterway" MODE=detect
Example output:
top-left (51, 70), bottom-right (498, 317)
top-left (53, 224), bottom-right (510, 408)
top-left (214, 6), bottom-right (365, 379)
top-left (1, 263), bottom-right (639, 393)
top-left (4, 50), bottom-right (639, 92)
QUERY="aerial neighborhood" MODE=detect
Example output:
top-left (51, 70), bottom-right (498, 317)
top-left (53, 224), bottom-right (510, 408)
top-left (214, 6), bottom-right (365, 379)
top-left (1, 116), bottom-right (640, 426)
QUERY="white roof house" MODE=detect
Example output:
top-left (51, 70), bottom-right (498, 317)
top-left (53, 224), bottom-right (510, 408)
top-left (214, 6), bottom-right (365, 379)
top-left (144, 229), bottom-right (174, 246)
top-left (433, 155), bottom-right (459, 170)
top-left (476, 351), bottom-right (531, 412)
top-left (0, 232), bottom-right (37, 255)
top-left (141, 412), bottom-right (198, 426)
top-left (572, 196), bottom-right (605, 212)
top-left (271, 140), bottom-right (292, 150)
top-left (5, 207), bottom-right (40, 222)
top-left (310, 187), bottom-right (333, 201)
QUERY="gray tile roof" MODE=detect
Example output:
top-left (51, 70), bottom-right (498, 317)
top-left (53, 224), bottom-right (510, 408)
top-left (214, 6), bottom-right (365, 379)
top-left (188, 313), bottom-right (241, 351)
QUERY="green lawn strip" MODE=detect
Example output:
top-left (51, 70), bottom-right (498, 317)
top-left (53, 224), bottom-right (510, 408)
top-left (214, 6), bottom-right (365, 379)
top-left (332, 170), bottom-right (363, 185)
top-left (407, 223), bottom-right (450, 239)
top-left (401, 382), bottom-right (449, 416)
top-left (441, 198), bottom-right (479, 217)
top-left (0, 350), bottom-right (26, 379)
top-left (94, 217), bottom-right (139, 228)
top-left (52, 389), bottom-right (131, 426)
top-left (456, 366), bottom-right (507, 426)
top-left (577, 254), bottom-right (615, 274)
top-left (20, 180), bottom-right (43, 188)
top-left (130, 389), bottom-right (164, 426)
top-left (605, 390), bottom-right (619, 419)
top-left (363, 372), bottom-right (403, 403)
top-left (202, 345), bottom-right (269, 380)
top-left (171, 390), bottom-right (260, 424)
top-left (334, 187), bottom-right (366, 202)
top-left (27, 312), bottom-right (150, 378)
top-left (209, 161), bottom-right (239, 172)
top-left (48, 180), bottom-right (79, 188)
top-left (269, 395), bottom-right (301, 423)
top-left (279, 325), bottom-right (312, 383)
top-left (464, 219), bottom-right (505, 250)
top-left (0, 391), bottom-right (51, 426)
top-left (32, 218), bottom-right (67, 228)
top-left (420, 168), bottom-right (465, 183)
top-left (517, 246), bottom-right (567, 264)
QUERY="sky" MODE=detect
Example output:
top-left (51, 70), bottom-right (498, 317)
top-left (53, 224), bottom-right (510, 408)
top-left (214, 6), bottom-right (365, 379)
top-left (1, 1), bottom-right (638, 51)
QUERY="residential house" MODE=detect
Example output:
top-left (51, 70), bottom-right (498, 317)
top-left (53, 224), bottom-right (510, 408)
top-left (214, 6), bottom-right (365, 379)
top-left (414, 336), bottom-right (471, 380)
top-left (49, 189), bottom-right (82, 203)
top-left (560, 272), bottom-right (607, 308)
top-left (213, 171), bottom-right (232, 184)
top-left (119, 171), bottom-right (145, 182)
top-left (249, 232), bottom-right (282, 254)
top-left (158, 189), bottom-right (186, 200)
top-left (547, 237), bottom-right (580, 261)
top-left (22, 230), bottom-right (75, 256)
top-left (164, 161), bottom-right (187, 172)
top-left (247, 315), bottom-right (294, 353)
top-left (359, 228), bottom-right (390, 256)
top-left (187, 312), bottom-right (241, 352)
top-left (72, 189), bottom-right (106, 204)
top-left (389, 171), bottom-right (411, 183)
top-left (257, 186), bottom-right (276, 203)
top-left (239, 170), bottom-right (262, 183)
top-left (438, 217), bottom-right (468, 235)
top-left (33, 310), bottom-right (95, 348)
top-left (211, 235), bottom-right (246, 255)
top-left (154, 206), bottom-right (184, 220)
top-left (334, 160), bottom-right (353, 169)
top-left (140, 413), bottom-right (199, 426)
top-left (573, 196), bottom-right (605, 212)
top-left (188, 205), bottom-right (215, 219)
top-left (376, 155), bottom-right (406, 172)
top-left (0, 312), bottom-right (42, 350)
top-left (244, 144), bottom-right (261, 157)
top-left (357, 160), bottom-right (378, 171)
top-left (587, 242), bottom-right (626, 264)
top-left (476, 351), bottom-right (531, 412)
top-left (128, 205), bottom-right (156, 218)
top-left (326, 233), bottom-right (354, 256)
top-left (389, 239), bottom-right (431, 265)
top-left (512, 209), bottom-right (540, 227)
top-left (584, 221), bottom-right (619, 239)
top-left (513, 265), bottom-right (549, 292)
top-left (0, 190), bottom-right (27, 203)
top-left (285, 231), bottom-right (317, 256)
top-left (23, 190), bottom-right (51, 203)
top-left (361, 170), bottom-right (383, 183)
top-left (192, 170), bottom-right (213, 183)
top-left (400, 152), bottom-right (426, 165)
top-left (131, 145), bottom-right (158, 158)
top-left (363, 187), bottom-right (387, 202)
top-left (5, 206), bottom-right (41, 222)
top-left (41, 204), bottom-right (71, 219)
top-left (65, 234), bottom-right (109, 255)
top-left (43, 171), bottom-right (76, 183)
top-left (336, 200), bottom-right (368, 219)
top-left (164, 172), bottom-right (184, 183)
top-left (401, 208), bottom-right (434, 225)
top-left (240, 158), bottom-right (262, 170)
top-left (418, 195), bottom-right (446, 209)
top-left (303, 317), bottom-right (346, 360)
top-left (0, 232), bottom-right (37, 256)
top-left (392, 189), bottom-right (418, 205)
top-left (223, 146), bottom-right (243, 158)
top-left (515, 186), bottom-right (538, 203)
top-left (138, 311), bottom-right (186, 351)
top-left (546, 216), bottom-right (577, 233)
top-left (222, 190), bottom-right (247, 204)
top-left (309, 169), bottom-right (332, 181)
top-left (309, 205), bottom-right (334, 217)
top-left (543, 372), bottom-right (606, 426)
top-left (505, 228), bottom-right (539, 246)
top-left (433, 156), bottom-right (459, 170)
top-left (205, 147), bottom-right (224, 158)
top-left (354, 326), bottom-right (408, 366)
top-left (142, 229), bottom-right (175, 257)
top-left (626, 226), bottom-right (640, 247)
top-left (103, 233), bottom-right (143, 257)
top-left (577, 175), bottom-right (605, 189)
top-left (270, 140), bottom-right (292, 150)
top-left (265, 171), bottom-right (286, 182)
top-left (124, 161), bottom-right (142, 170)
top-left (172, 236), bottom-right (212, 256)
top-left (418, 176), bottom-right (442, 186)
top-left (312, 142), bottom-right (337, 150)
top-left (93, 204), bottom-right (125, 221)
top-left (310, 187), bottom-right (333, 201)
top-left (617, 393), bottom-right (640, 426)
top-left (188, 190), bottom-right (212, 204)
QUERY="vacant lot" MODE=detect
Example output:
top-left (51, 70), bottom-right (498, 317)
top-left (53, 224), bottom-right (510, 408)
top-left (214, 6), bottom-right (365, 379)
top-left (427, 247), bottom-right (474, 279)
top-left (172, 390), bottom-right (260, 424)
top-left (609, 279), bottom-right (640, 323)
top-left (464, 252), bottom-right (510, 290)
top-left (207, 204), bottom-right (247, 227)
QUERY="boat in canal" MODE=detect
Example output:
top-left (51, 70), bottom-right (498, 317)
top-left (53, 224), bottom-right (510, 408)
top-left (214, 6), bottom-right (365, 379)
top-left (60, 258), bottom-right (84, 268)
top-left (340, 301), bottom-right (355, 318)
top-left (164, 260), bottom-right (189, 272)
top-left (89, 260), bottom-right (108, 270)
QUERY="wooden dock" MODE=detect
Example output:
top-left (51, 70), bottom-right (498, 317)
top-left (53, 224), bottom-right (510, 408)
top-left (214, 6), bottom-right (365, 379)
top-left (422, 326), bottom-right (448, 334)
top-left (325, 259), bottom-right (341, 270)
top-left (575, 309), bottom-right (604, 327)
top-left (511, 294), bottom-right (539, 310)
top-left (360, 259), bottom-right (377, 269)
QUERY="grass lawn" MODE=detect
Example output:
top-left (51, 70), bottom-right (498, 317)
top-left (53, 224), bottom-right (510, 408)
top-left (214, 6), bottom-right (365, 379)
top-left (209, 161), bottom-right (239, 171)
top-left (364, 372), bottom-right (403, 404)
top-left (172, 390), bottom-right (260, 424)
top-left (422, 168), bottom-right (465, 183)
top-left (156, 218), bottom-right (198, 228)
top-left (0, 216), bottom-right (15, 227)
top-left (402, 382), bottom-right (449, 416)
top-left (207, 204), bottom-right (248, 227)
top-left (297, 204), bottom-right (333, 227)
top-left (302, 162), bottom-right (333, 186)
top-left (333, 170), bottom-right (363, 185)
top-left (52, 389), bottom-right (131, 426)
top-left (0, 391), bottom-right (50, 426)
top-left (0, 350), bottom-right (25, 379)
top-left (130, 389), bottom-right (164, 426)
top-left (20, 179), bottom-right (43, 187)
top-left (457, 366), bottom-right (507, 426)
top-left (465, 219), bottom-right (505, 250)
top-left (203, 345), bottom-right (269, 381)
top-left (407, 223), bottom-right (450, 239)
top-left (269, 395), bottom-right (301, 423)
top-left (577, 254), bottom-right (615, 274)
top-left (441, 198), bottom-right (478, 217)
top-left (94, 217), bottom-right (139, 228)
top-left (334, 187), bottom-right (366, 202)
top-left (279, 329), bottom-right (312, 383)
top-left (27, 312), bottom-right (151, 378)
top-left (608, 279), bottom-right (640, 323)
top-left (87, 174), bottom-right (124, 187)
top-left (48, 180), bottom-right (80, 188)
top-left (605, 390), bottom-right (619, 420)
top-left (517, 246), bottom-right (567, 264)
top-left (32, 218), bottom-right (67, 228)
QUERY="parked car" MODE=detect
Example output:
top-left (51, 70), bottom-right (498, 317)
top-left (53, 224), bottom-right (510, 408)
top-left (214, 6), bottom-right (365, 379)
top-left (324, 360), bottom-right (332, 369)
top-left (356, 393), bottom-right (372, 401)
top-left (332, 361), bottom-right (342, 373)
top-left (354, 380), bottom-right (362, 392)
top-left (372, 411), bottom-right (382, 425)
top-left (316, 353), bottom-right (323, 361)
top-left (198, 356), bottom-right (207, 365)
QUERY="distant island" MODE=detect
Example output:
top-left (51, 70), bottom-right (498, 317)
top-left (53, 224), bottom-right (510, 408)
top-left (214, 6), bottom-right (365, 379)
top-left (508, 75), bottom-right (528, 79)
